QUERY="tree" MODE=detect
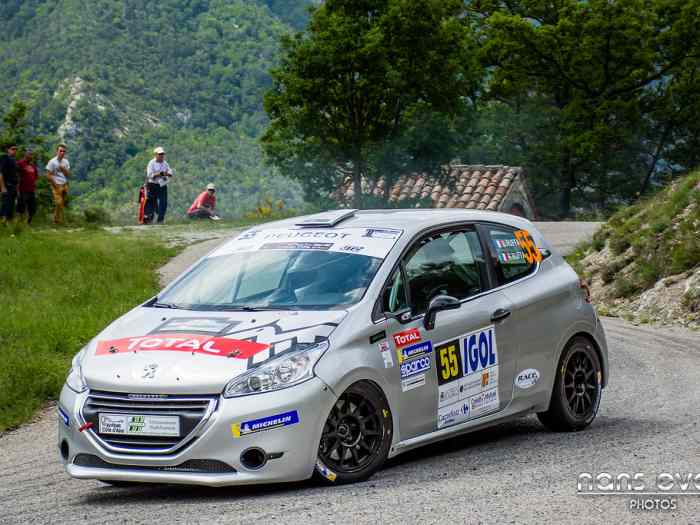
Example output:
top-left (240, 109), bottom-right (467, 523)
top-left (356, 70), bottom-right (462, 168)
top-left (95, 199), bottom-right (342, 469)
top-left (476, 0), bottom-right (700, 217)
top-left (262, 0), bottom-right (482, 208)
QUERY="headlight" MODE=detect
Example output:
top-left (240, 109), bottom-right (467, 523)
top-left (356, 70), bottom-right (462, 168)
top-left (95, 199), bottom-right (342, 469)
top-left (223, 341), bottom-right (329, 398)
top-left (66, 348), bottom-right (88, 393)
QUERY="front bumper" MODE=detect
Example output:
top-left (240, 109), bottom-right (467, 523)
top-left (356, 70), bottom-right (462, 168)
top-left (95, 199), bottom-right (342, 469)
top-left (58, 378), bottom-right (336, 486)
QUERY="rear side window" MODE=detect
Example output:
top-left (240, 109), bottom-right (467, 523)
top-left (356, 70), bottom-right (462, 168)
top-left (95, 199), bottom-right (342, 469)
top-left (487, 226), bottom-right (539, 284)
top-left (403, 229), bottom-right (486, 315)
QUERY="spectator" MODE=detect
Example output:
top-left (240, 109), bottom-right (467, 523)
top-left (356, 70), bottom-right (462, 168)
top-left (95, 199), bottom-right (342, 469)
top-left (16, 149), bottom-right (39, 224)
top-left (144, 146), bottom-right (172, 224)
top-left (0, 144), bottom-right (19, 224)
top-left (187, 183), bottom-right (220, 220)
top-left (46, 144), bottom-right (70, 225)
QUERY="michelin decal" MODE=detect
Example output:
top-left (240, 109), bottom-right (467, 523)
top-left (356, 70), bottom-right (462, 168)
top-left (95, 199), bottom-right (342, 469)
top-left (231, 410), bottom-right (300, 438)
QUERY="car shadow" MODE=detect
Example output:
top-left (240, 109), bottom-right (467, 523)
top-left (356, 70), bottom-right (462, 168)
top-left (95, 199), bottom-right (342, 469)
top-left (78, 413), bottom-right (656, 505)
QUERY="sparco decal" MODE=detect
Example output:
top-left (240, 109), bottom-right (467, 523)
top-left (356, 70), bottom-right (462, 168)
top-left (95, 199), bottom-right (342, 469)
top-left (393, 328), bottom-right (421, 349)
top-left (95, 334), bottom-right (269, 359)
top-left (400, 355), bottom-right (431, 379)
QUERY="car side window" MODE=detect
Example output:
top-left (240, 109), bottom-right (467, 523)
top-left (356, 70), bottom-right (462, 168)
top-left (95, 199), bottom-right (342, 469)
top-left (404, 229), bottom-right (486, 315)
top-left (487, 226), bottom-right (537, 284)
top-left (381, 268), bottom-right (408, 314)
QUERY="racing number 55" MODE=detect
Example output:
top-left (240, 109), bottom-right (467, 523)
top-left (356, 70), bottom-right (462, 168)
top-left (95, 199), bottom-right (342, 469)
top-left (437, 340), bottom-right (463, 385)
top-left (514, 229), bottom-right (542, 264)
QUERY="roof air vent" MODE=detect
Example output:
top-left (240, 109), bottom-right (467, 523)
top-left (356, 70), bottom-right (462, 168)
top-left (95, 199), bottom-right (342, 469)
top-left (294, 209), bottom-right (357, 228)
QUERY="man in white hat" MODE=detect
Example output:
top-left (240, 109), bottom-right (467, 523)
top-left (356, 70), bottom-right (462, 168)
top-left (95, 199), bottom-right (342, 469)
top-left (187, 183), bottom-right (220, 220)
top-left (144, 146), bottom-right (173, 224)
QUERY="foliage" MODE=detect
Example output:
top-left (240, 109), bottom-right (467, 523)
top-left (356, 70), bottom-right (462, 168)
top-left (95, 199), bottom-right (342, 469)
top-left (0, 0), bottom-right (312, 222)
top-left (262, 0), bottom-right (483, 208)
top-left (573, 171), bottom-right (700, 297)
top-left (473, 0), bottom-right (700, 218)
top-left (0, 228), bottom-right (176, 431)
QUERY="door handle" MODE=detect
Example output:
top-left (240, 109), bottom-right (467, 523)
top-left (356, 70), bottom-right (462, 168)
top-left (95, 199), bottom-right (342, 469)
top-left (491, 308), bottom-right (511, 322)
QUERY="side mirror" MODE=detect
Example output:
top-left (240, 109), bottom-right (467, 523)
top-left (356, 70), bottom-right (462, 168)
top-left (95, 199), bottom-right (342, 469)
top-left (385, 307), bottom-right (412, 324)
top-left (424, 295), bottom-right (461, 331)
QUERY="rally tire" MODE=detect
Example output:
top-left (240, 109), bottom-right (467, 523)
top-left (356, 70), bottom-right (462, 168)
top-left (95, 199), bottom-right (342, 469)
top-left (538, 336), bottom-right (602, 432)
top-left (314, 381), bottom-right (392, 485)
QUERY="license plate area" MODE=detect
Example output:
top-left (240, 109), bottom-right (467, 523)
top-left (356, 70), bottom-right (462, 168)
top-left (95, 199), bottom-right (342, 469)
top-left (99, 413), bottom-right (180, 437)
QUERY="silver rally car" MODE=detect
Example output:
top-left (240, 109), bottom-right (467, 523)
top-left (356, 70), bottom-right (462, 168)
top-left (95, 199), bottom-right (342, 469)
top-left (59, 209), bottom-right (608, 486)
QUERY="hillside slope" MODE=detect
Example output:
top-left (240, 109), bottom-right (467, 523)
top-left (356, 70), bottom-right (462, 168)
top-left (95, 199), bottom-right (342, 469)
top-left (0, 0), bottom-right (313, 220)
top-left (571, 172), bottom-right (700, 328)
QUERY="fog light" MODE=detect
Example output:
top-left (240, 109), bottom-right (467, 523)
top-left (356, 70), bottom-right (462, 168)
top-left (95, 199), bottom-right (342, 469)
top-left (240, 447), bottom-right (267, 470)
top-left (60, 440), bottom-right (69, 461)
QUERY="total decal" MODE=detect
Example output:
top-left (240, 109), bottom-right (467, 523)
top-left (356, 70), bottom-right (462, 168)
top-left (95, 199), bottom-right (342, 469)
top-left (231, 410), bottom-right (300, 438)
top-left (212, 227), bottom-right (404, 260)
top-left (435, 325), bottom-right (500, 428)
top-left (95, 313), bottom-right (343, 370)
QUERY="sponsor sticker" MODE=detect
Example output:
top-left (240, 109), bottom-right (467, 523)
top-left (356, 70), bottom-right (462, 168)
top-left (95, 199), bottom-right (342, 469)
top-left (57, 406), bottom-right (70, 427)
top-left (401, 373), bottom-right (426, 392)
top-left (369, 331), bottom-right (386, 344)
top-left (438, 401), bottom-right (470, 429)
top-left (231, 410), bottom-right (300, 438)
top-left (153, 317), bottom-right (238, 334)
top-left (316, 459), bottom-right (337, 482)
top-left (95, 333), bottom-right (269, 359)
top-left (469, 388), bottom-right (499, 417)
top-left (397, 340), bottom-right (433, 364)
top-left (393, 327), bottom-right (421, 349)
top-left (514, 368), bottom-right (540, 389)
top-left (400, 355), bottom-right (431, 379)
top-left (378, 340), bottom-right (394, 368)
top-left (461, 325), bottom-right (498, 376)
top-left (363, 228), bottom-right (402, 239)
top-left (99, 414), bottom-right (180, 437)
top-left (260, 241), bottom-right (333, 251)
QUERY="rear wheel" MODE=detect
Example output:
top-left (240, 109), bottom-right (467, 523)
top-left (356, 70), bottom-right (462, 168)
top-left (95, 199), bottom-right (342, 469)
top-left (314, 381), bottom-right (392, 485)
top-left (538, 336), bottom-right (602, 432)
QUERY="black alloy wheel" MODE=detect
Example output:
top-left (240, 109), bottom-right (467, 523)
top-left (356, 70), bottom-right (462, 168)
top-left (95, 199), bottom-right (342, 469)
top-left (538, 336), bottom-right (603, 432)
top-left (315, 382), bottom-right (392, 484)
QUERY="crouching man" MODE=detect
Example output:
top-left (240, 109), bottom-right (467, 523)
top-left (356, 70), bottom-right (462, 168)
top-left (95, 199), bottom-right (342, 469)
top-left (187, 183), bottom-right (220, 220)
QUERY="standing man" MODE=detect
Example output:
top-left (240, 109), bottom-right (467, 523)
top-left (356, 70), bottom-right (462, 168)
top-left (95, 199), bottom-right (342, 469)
top-left (187, 183), bottom-right (220, 220)
top-left (144, 146), bottom-right (172, 224)
top-left (16, 149), bottom-right (39, 224)
top-left (46, 144), bottom-right (70, 224)
top-left (0, 143), bottom-right (19, 224)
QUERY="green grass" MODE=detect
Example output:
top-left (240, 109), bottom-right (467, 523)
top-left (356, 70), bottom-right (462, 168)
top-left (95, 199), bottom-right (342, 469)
top-left (0, 226), bottom-right (177, 431)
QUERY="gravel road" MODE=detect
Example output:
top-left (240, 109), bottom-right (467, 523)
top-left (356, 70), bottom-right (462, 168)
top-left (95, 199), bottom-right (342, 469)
top-left (2, 221), bottom-right (698, 525)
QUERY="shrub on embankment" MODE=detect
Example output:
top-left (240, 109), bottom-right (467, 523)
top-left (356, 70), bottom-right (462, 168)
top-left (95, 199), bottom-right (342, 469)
top-left (568, 172), bottom-right (700, 328)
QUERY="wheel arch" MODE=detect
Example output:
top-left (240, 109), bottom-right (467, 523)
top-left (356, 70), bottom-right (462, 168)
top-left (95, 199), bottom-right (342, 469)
top-left (562, 331), bottom-right (608, 388)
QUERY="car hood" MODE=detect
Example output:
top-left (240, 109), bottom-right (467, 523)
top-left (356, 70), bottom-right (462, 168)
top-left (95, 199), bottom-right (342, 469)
top-left (81, 307), bottom-right (347, 394)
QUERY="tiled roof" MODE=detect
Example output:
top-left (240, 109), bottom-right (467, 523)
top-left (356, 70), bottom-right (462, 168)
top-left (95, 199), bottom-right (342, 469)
top-left (333, 165), bottom-right (527, 211)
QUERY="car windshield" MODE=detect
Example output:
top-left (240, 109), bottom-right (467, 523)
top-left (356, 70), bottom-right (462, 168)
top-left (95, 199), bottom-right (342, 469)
top-left (157, 250), bottom-right (383, 310)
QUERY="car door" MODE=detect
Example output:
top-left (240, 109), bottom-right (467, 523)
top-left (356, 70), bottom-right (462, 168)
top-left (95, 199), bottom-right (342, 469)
top-left (379, 225), bottom-right (518, 441)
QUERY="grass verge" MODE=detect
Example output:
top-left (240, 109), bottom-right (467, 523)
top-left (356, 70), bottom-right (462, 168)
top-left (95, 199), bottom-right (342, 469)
top-left (0, 226), bottom-right (177, 432)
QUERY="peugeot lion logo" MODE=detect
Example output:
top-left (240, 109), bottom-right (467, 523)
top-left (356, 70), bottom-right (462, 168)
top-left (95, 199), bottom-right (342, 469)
top-left (142, 364), bottom-right (158, 379)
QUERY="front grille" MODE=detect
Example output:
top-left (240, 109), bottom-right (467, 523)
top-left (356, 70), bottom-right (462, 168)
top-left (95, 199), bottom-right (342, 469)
top-left (73, 453), bottom-right (236, 474)
top-left (82, 390), bottom-right (218, 455)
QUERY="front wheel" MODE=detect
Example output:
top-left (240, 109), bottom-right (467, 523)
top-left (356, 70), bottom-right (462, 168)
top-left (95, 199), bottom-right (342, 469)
top-left (538, 336), bottom-right (602, 432)
top-left (314, 381), bottom-right (392, 485)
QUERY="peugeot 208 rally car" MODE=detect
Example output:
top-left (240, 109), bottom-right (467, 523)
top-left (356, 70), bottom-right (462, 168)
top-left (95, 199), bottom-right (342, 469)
top-left (59, 209), bottom-right (608, 486)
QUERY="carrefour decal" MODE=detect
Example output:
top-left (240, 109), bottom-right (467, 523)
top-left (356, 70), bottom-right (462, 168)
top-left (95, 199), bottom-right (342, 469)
top-left (212, 227), bottom-right (404, 260)
top-left (96, 334), bottom-right (269, 359)
top-left (514, 368), bottom-right (540, 389)
top-left (231, 410), bottom-right (300, 438)
top-left (396, 340), bottom-right (433, 364)
top-left (392, 327), bottom-right (421, 349)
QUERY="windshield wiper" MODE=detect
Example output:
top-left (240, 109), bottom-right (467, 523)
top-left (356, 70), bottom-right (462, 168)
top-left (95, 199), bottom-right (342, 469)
top-left (201, 304), bottom-right (297, 312)
top-left (151, 302), bottom-right (181, 309)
